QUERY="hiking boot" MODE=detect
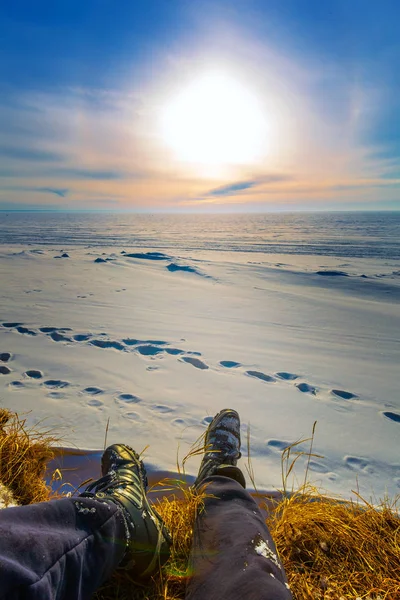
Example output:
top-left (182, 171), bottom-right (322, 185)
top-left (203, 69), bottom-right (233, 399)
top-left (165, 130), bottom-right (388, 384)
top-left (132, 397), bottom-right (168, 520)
top-left (80, 444), bottom-right (171, 579)
top-left (194, 408), bottom-right (246, 489)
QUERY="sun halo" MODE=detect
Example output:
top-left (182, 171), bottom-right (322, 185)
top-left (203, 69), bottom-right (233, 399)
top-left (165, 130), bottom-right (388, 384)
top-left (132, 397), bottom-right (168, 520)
top-left (160, 72), bottom-right (268, 171)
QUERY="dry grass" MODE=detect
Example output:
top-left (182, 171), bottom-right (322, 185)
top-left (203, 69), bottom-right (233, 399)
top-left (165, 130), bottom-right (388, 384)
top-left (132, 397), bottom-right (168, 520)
top-left (0, 409), bottom-right (399, 600)
top-left (0, 408), bottom-right (55, 505)
top-left (267, 488), bottom-right (400, 599)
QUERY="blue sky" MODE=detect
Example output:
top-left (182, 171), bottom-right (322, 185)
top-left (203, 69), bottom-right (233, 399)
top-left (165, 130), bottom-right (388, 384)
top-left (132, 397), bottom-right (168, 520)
top-left (0, 0), bottom-right (399, 211)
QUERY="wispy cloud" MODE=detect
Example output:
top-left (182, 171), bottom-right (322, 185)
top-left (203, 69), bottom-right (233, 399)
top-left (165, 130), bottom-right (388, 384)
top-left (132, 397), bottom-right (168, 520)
top-left (0, 146), bottom-right (63, 163)
top-left (203, 175), bottom-right (293, 198)
top-left (0, 185), bottom-right (69, 198)
top-left (204, 180), bottom-right (257, 197)
top-left (57, 168), bottom-right (124, 181)
top-left (37, 187), bottom-right (69, 198)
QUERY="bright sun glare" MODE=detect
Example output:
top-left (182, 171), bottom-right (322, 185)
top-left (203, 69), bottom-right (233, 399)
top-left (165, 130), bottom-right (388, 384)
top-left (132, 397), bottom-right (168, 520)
top-left (160, 72), bottom-right (268, 168)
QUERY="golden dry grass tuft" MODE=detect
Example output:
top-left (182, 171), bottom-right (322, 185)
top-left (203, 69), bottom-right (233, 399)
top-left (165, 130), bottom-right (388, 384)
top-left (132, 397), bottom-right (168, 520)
top-left (267, 487), bottom-right (400, 599)
top-left (0, 409), bottom-right (399, 599)
top-left (0, 408), bottom-right (55, 505)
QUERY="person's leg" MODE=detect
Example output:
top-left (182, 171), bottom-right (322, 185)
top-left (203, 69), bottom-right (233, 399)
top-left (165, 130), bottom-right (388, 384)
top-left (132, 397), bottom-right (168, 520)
top-left (0, 444), bottom-right (171, 600)
top-left (185, 476), bottom-right (292, 600)
top-left (0, 496), bottom-right (126, 600)
top-left (185, 409), bottom-right (292, 600)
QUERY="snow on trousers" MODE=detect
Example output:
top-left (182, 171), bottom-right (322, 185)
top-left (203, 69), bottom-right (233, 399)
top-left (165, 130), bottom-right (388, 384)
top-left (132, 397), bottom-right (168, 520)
top-left (0, 476), bottom-right (292, 600)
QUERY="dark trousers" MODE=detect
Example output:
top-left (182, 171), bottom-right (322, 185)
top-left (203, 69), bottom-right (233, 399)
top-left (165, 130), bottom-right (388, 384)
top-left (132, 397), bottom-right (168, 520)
top-left (0, 477), bottom-right (292, 600)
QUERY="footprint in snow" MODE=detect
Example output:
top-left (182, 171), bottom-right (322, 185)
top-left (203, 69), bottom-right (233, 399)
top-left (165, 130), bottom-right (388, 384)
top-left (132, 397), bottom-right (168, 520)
top-left (382, 411), bottom-right (400, 424)
top-left (266, 439), bottom-right (292, 452)
top-left (246, 370), bottom-right (275, 383)
top-left (181, 357), bottom-right (209, 370)
top-left (220, 361), bottom-right (241, 368)
top-left (82, 387), bottom-right (103, 395)
top-left (275, 372), bottom-right (299, 381)
top-left (24, 370), bottom-right (43, 379)
top-left (89, 339), bottom-right (125, 351)
top-left (116, 393), bottom-right (141, 404)
top-left (87, 398), bottom-right (103, 407)
top-left (43, 380), bottom-right (70, 389)
top-left (296, 382), bottom-right (317, 395)
top-left (9, 381), bottom-right (25, 389)
top-left (331, 389), bottom-right (357, 400)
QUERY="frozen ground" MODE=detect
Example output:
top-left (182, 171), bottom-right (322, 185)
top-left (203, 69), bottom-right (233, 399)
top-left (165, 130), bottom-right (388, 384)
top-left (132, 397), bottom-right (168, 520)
top-left (1, 244), bottom-right (399, 501)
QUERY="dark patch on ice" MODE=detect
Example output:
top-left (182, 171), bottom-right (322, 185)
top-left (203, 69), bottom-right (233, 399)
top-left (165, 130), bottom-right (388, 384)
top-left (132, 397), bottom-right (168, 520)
top-left (165, 347), bottom-right (184, 355)
top-left (49, 331), bottom-right (72, 342)
top-left (117, 393), bottom-right (140, 403)
top-left (246, 370), bottom-right (275, 383)
top-left (61, 252), bottom-right (69, 258)
top-left (167, 263), bottom-right (199, 274)
top-left (83, 387), bottom-right (103, 395)
top-left (220, 361), bottom-right (241, 368)
top-left (0, 352), bottom-right (11, 362)
top-left (382, 411), bottom-right (400, 424)
top-left (2, 322), bottom-right (23, 328)
top-left (25, 370), bottom-right (43, 379)
top-left (275, 372), bottom-right (299, 380)
top-left (182, 356), bottom-right (209, 370)
top-left (43, 379), bottom-right (70, 389)
top-left (125, 252), bottom-right (170, 260)
top-left (202, 416), bottom-right (213, 425)
top-left (296, 382), bottom-right (317, 395)
top-left (0, 365), bottom-right (11, 375)
top-left (16, 326), bottom-right (37, 336)
top-left (94, 257), bottom-right (107, 263)
top-left (316, 270), bottom-right (348, 277)
top-left (73, 334), bottom-right (92, 342)
top-left (331, 389), bottom-right (357, 400)
top-left (136, 345), bottom-right (164, 356)
top-left (40, 327), bottom-right (59, 333)
top-left (89, 339), bottom-right (125, 351)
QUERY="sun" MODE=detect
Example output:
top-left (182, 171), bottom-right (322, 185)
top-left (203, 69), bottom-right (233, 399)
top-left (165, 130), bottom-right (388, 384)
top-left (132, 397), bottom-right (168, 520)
top-left (160, 72), bottom-right (268, 169)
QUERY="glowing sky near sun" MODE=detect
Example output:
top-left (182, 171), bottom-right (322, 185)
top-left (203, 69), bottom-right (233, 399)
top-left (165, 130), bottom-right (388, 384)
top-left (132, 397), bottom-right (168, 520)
top-left (159, 71), bottom-right (269, 172)
top-left (0, 0), bottom-right (399, 211)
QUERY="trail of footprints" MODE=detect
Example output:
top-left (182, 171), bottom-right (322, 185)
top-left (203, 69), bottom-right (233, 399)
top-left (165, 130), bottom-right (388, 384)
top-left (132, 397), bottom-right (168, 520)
top-left (1, 321), bottom-right (399, 428)
top-left (0, 356), bottom-right (144, 412)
